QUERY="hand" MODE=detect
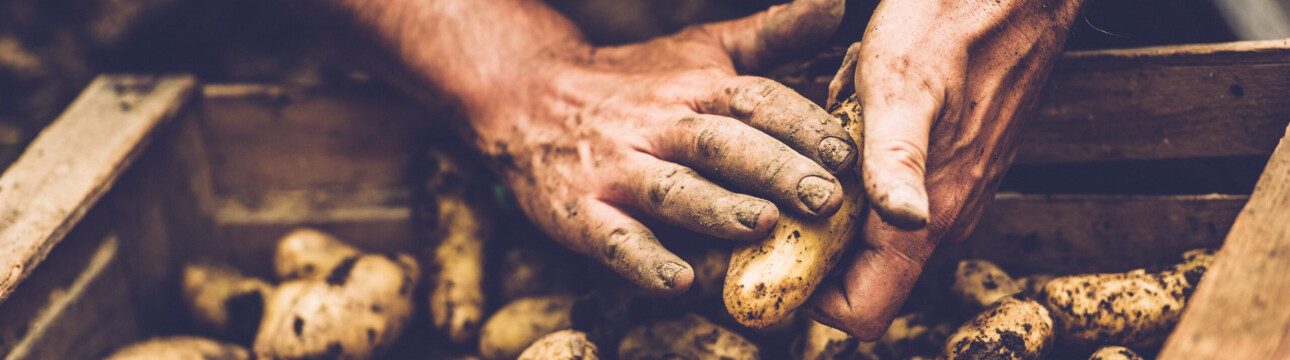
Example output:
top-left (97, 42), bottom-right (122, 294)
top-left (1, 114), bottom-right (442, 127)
top-left (465, 0), bottom-right (852, 293)
top-left (806, 0), bottom-right (1083, 338)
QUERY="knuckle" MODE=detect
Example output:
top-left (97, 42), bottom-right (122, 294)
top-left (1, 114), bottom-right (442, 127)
top-left (728, 78), bottom-right (783, 118)
top-left (648, 166), bottom-right (698, 208)
top-left (871, 139), bottom-right (927, 173)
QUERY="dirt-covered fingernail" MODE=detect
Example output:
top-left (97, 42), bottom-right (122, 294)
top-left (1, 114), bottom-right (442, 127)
top-left (817, 137), bottom-right (854, 172)
top-left (879, 184), bottom-right (929, 229)
top-left (657, 262), bottom-right (685, 289)
top-left (735, 200), bottom-right (768, 229)
top-left (797, 176), bottom-right (834, 213)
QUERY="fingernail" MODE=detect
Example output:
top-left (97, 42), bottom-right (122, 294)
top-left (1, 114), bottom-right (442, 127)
top-left (880, 184), bottom-right (929, 229)
top-left (817, 137), bottom-right (854, 172)
top-left (735, 200), bottom-right (767, 229)
top-left (797, 176), bottom-right (834, 213)
top-left (657, 262), bottom-right (684, 289)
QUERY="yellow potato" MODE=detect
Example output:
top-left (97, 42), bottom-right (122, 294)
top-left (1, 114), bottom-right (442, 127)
top-left (952, 259), bottom-right (1023, 310)
top-left (104, 336), bottom-right (249, 360)
top-left (478, 295), bottom-right (579, 360)
top-left (181, 262), bottom-right (271, 342)
top-left (517, 330), bottom-right (600, 360)
top-left (618, 313), bottom-right (760, 360)
top-left (942, 297), bottom-right (1054, 360)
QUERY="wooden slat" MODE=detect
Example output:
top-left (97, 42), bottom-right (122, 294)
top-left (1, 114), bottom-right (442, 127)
top-left (0, 75), bottom-right (196, 306)
top-left (199, 83), bottom-right (432, 193)
top-left (1159, 125), bottom-right (1290, 359)
top-left (4, 235), bottom-right (137, 360)
top-left (780, 39), bottom-right (1290, 164)
top-left (939, 193), bottom-right (1244, 275)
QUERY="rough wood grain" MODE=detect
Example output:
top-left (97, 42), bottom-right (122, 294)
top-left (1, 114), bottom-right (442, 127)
top-left (0, 75), bottom-right (196, 306)
top-left (1158, 125), bottom-right (1290, 359)
top-left (199, 83), bottom-right (432, 193)
top-left (942, 193), bottom-right (1243, 275)
top-left (780, 39), bottom-right (1290, 164)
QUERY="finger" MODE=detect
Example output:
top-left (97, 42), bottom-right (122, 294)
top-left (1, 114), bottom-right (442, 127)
top-left (827, 42), bottom-right (862, 109)
top-left (856, 42), bottom-right (941, 230)
top-left (654, 114), bottom-right (843, 217)
top-left (620, 153), bottom-right (780, 240)
top-left (696, 0), bottom-right (846, 71)
top-left (559, 198), bottom-right (694, 294)
top-left (803, 209), bottom-right (938, 340)
top-left (700, 76), bottom-right (857, 175)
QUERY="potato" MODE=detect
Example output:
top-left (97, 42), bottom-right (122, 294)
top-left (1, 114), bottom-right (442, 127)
top-left (517, 330), bottom-right (600, 360)
top-left (104, 336), bottom-right (249, 360)
top-left (952, 259), bottom-right (1022, 310)
top-left (254, 254), bottom-right (420, 359)
top-left (942, 297), bottom-right (1054, 360)
top-left (419, 148), bottom-right (494, 344)
top-left (478, 295), bottom-right (579, 360)
top-left (1088, 346), bottom-right (1143, 360)
top-left (181, 262), bottom-right (271, 342)
top-left (874, 312), bottom-right (954, 359)
top-left (1042, 249), bottom-right (1215, 349)
top-left (724, 96), bottom-right (865, 328)
top-left (618, 313), bottom-right (760, 360)
top-left (273, 227), bottom-right (361, 281)
top-left (795, 319), bottom-right (871, 360)
top-left (1016, 273), bottom-right (1055, 299)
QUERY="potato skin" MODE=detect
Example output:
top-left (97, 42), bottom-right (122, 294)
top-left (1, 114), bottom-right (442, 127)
top-left (724, 98), bottom-right (865, 328)
top-left (618, 313), bottom-right (760, 360)
top-left (517, 330), bottom-right (600, 360)
top-left (795, 319), bottom-right (870, 360)
top-left (254, 254), bottom-right (420, 360)
top-left (104, 336), bottom-right (249, 360)
top-left (181, 262), bottom-right (271, 343)
top-left (419, 148), bottom-right (494, 345)
top-left (478, 295), bottom-right (579, 360)
top-left (952, 259), bottom-right (1022, 310)
top-left (1088, 346), bottom-right (1143, 360)
top-left (1041, 249), bottom-right (1215, 349)
top-left (942, 297), bottom-right (1054, 360)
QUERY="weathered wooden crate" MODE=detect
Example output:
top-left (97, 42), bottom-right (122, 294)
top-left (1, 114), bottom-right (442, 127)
top-left (1, 39), bottom-right (1288, 359)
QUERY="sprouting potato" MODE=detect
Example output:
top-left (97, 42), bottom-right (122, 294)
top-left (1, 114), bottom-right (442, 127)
top-left (517, 330), bottom-right (600, 360)
top-left (724, 96), bottom-right (865, 328)
top-left (254, 253), bottom-right (420, 360)
top-left (618, 313), bottom-right (760, 360)
top-left (952, 259), bottom-right (1023, 310)
top-left (103, 336), bottom-right (250, 360)
top-left (181, 262), bottom-right (271, 342)
top-left (1042, 249), bottom-right (1215, 349)
top-left (942, 297), bottom-right (1054, 360)
top-left (478, 295), bottom-right (579, 360)
top-left (273, 227), bottom-right (361, 281)
top-left (1088, 345), bottom-right (1144, 360)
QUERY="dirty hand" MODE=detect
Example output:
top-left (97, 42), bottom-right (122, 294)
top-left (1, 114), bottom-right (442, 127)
top-left (458, 0), bottom-right (851, 293)
top-left (806, 0), bottom-right (1084, 338)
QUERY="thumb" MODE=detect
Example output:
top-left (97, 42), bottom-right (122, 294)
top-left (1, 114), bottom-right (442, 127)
top-left (856, 51), bottom-right (942, 229)
top-left (696, 0), bottom-right (845, 72)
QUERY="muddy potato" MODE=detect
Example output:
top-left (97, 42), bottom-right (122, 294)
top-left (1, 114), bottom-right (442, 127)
top-left (419, 147), bottom-right (494, 344)
top-left (1088, 346), bottom-right (1143, 360)
top-left (618, 313), bottom-right (760, 360)
top-left (181, 262), bottom-right (271, 342)
top-left (952, 259), bottom-right (1022, 310)
top-left (273, 227), bottom-right (362, 280)
top-left (724, 97), bottom-right (865, 328)
top-left (517, 330), bottom-right (600, 360)
top-left (104, 336), bottom-right (249, 360)
top-left (479, 295), bottom-right (579, 360)
top-left (1042, 249), bottom-right (1215, 349)
top-left (942, 297), bottom-right (1054, 360)
top-left (873, 312), bottom-right (954, 359)
top-left (254, 254), bottom-right (420, 359)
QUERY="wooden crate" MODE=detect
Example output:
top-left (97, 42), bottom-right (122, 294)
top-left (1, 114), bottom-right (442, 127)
top-left (1, 39), bottom-right (1288, 359)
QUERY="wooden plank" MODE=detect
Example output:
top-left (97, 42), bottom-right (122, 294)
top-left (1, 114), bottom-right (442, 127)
top-left (4, 234), bottom-right (139, 360)
top-left (939, 193), bottom-right (1244, 275)
top-left (199, 83), bottom-right (433, 193)
top-left (779, 39), bottom-right (1290, 164)
top-left (0, 75), bottom-right (196, 306)
top-left (1158, 126), bottom-right (1290, 359)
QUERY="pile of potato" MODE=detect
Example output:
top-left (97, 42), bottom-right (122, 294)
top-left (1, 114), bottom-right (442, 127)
top-left (102, 97), bottom-right (1216, 360)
